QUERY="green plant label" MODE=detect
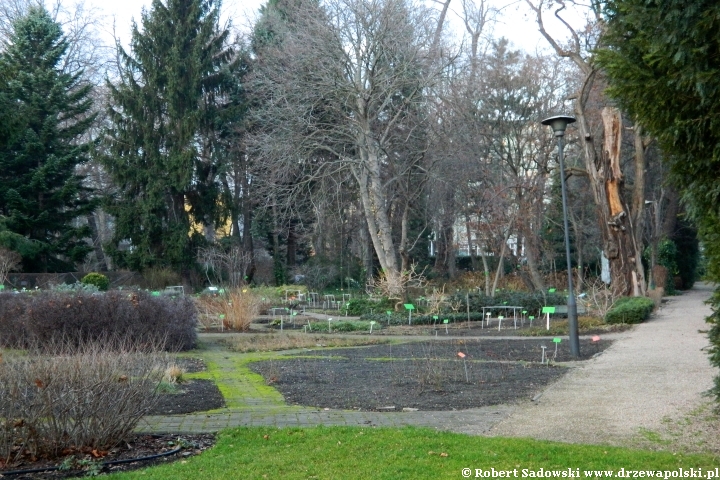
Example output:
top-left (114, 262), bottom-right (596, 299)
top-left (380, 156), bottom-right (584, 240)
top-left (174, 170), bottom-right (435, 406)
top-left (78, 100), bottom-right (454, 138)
top-left (548, 288), bottom-right (556, 293)
top-left (404, 304), bottom-right (415, 310)
top-left (522, 310), bottom-right (527, 314)
top-left (292, 312), bottom-right (297, 316)
top-left (541, 307), bottom-right (556, 314)
top-left (443, 319), bottom-right (449, 324)
top-left (433, 315), bottom-right (439, 320)
top-left (529, 315), bottom-right (535, 320)
top-left (553, 337), bottom-right (561, 343)
top-left (370, 321), bottom-right (376, 325)
top-left (0, 285), bottom-right (4, 290)
top-left (219, 314), bottom-right (225, 319)
top-left (387, 311), bottom-right (392, 315)
top-left (152, 291), bottom-right (160, 296)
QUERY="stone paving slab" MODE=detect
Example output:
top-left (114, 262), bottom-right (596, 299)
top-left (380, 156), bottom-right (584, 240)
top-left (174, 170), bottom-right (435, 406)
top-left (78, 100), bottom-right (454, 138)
top-left (137, 404), bottom-right (513, 434)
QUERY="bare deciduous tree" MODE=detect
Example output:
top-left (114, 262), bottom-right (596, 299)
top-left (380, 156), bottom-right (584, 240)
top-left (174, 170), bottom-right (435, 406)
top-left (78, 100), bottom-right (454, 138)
top-left (524, 0), bottom-right (647, 296)
top-left (250, 0), bottom-right (446, 294)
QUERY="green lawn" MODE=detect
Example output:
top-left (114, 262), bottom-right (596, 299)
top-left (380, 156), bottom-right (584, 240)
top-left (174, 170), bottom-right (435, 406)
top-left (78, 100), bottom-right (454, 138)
top-left (110, 426), bottom-right (719, 479)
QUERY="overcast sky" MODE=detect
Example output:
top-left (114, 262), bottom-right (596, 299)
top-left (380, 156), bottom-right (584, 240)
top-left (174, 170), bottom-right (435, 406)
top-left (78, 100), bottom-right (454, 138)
top-left (83, 0), bottom-right (583, 54)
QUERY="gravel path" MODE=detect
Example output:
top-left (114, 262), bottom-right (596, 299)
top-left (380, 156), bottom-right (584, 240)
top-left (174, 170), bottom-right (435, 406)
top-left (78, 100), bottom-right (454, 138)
top-left (488, 283), bottom-right (716, 445)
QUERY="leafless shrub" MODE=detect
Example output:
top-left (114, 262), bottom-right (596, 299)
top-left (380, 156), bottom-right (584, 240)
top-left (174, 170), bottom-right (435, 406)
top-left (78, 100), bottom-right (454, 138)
top-left (0, 291), bottom-right (197, 351)
top-left (367, 264), bottom-right (427, 302)
top-left (0, 247), bottom-right (21, 286)
top-left (0, 340), bottom-right (170, 463)
top-left (582, 276), bottom-right (622, 318)
top-left (197, 246), bottom-right (253, 288)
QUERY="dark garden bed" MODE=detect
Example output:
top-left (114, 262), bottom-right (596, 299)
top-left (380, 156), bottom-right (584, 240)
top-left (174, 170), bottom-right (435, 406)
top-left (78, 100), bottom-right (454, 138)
top-left (248, 338), bottom-right (611, 412)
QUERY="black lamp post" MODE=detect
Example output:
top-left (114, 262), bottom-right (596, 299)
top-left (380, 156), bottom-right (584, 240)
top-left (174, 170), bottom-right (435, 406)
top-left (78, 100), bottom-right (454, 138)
top-left (541, 115), bottom-right (580, 358)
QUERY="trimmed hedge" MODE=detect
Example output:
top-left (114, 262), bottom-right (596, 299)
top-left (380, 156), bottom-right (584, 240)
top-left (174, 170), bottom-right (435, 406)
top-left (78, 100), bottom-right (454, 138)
top-left (605, 296), bottom-right (655, 324)
top-left (0, 290), bottom-right (197, 351)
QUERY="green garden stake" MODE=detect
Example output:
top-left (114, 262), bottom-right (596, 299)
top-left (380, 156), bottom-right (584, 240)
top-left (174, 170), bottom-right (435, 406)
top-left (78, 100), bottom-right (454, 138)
top-left (404, 304), bottom-right (415, 325)
top-left (370, 320), bottom-right (376, 334)
top-left (553, 337), bottom-right (562, 357)
top-left (433, 315), bottom-right (439, 326)
top-left (443, 318), bottom-right (449, 334)
top-left (541, 306), bottom-right (556, 330)
top-left (529, 315), bottom-right (535, 327)
top-left (0, 285), bottom-right (4, 291)
top-left (522, 310), bottom-right (528, 327)
top-left (387, 310), bottom-right (392, 325)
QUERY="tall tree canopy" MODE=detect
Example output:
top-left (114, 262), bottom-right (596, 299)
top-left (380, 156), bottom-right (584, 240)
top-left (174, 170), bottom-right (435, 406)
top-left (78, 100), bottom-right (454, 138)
top-left (598, 0), bottom-right (720, 396)
top-left (250, 0), bottom-right (442, 293)
top-left (0, 6), bottom-right (95, 272)
top-left (103, 0), bottom-right (235, 273)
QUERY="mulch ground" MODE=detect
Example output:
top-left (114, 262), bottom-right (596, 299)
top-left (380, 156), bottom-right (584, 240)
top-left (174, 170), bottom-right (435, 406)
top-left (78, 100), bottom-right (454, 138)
top-left (249, 338), bottom-right (611, 411)
top-left (0, 433), bottom-right (216, 479)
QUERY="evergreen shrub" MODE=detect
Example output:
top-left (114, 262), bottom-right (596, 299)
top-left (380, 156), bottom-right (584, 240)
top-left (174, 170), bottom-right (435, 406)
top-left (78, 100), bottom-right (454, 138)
top-left (81, 272), bottom-right (109, 291)
top-left (605, 296), bottom-right (655, 324)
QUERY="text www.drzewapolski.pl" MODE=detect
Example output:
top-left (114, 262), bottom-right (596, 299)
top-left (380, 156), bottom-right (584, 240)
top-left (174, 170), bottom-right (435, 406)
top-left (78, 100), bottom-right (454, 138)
top-left (461, 468), bottom-right (720, 479)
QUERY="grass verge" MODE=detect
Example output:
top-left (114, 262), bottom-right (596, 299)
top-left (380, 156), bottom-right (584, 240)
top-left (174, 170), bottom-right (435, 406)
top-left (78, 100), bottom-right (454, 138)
top-left (109, 426), bottom-right (719, 479)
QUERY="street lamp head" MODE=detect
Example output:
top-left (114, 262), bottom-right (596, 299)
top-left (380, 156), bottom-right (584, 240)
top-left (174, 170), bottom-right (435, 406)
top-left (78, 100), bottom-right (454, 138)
top-left (541, 115), bottom-right (577, 137)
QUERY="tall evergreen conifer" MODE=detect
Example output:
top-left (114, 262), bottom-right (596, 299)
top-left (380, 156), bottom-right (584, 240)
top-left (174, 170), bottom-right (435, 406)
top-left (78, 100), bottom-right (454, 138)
top-left (0, 7), bottom-right (95, 272)
top-left (104, 0), bottom-right (234, 272)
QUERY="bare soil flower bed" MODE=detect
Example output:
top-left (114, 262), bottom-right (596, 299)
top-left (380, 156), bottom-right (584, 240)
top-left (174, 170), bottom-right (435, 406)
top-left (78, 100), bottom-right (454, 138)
top-left (248, 338), bottom-right (611, 411)
top-left (0, 434), bottom-right (215, 479)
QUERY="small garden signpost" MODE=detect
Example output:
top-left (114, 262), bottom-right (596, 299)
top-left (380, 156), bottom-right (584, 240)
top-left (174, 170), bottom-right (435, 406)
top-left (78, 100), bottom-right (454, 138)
top-left (444, 319), bottom-right (449, 334)
top-left (457, 352), bottom-right (469, 382)
top-left (529, 315), bottom-right (535, 327)
top-left (370, 321), bottom-right (376, 334)
top-left (404, 304), bottom-right (415, 325)
top-left (387, 311), bottom-right (392, 325)
top-left (540, 344), bottom-right (547, 364)
top-left (553, 337), bottom-right (561, 357)
top-left (327, 317), bottom-right (333, 333)
top-left (497, 315), bottom-right (504, 331)
top-left (541, 306), bottom-right (556, 330)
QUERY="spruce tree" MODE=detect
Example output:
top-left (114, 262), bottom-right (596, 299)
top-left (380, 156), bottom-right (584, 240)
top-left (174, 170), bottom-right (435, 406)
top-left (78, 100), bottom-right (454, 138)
top-left (104, 0), bottom-right (235, 273)
top-left (0, 7), bottom-right (95, 272)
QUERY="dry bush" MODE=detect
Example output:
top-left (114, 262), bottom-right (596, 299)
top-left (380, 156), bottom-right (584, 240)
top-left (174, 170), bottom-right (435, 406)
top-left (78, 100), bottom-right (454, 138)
top-left (196, 289), bottom-right (262, 331)
top-left (0, 340), bottom-right (169, 463)
top-left (163, 363), bottom-right (186, 384)
top-left (142, 267), bottom-right (182, 290)
top-left (225, 333), bottom-right (390, 353)
top-left (0, 291), bottom-right (197, 351)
